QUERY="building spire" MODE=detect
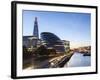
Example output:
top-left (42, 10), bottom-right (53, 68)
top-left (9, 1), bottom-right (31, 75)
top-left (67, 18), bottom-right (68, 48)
top-left (33, 17), bottom-right (39, 39)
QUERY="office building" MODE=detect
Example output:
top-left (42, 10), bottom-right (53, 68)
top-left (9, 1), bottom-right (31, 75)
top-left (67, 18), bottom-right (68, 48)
top-left (62, 40), bottom-right (70, 52)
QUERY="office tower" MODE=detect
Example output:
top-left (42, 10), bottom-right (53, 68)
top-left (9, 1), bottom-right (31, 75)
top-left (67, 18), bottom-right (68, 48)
top-left (33, 17), bottom-right (39, 39)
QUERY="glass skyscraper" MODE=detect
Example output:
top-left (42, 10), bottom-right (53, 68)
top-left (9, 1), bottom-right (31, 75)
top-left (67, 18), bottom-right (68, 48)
top-left (33, 17), bottom-right (39, 39)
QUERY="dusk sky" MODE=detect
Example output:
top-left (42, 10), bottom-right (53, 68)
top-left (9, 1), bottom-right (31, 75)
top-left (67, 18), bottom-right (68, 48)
top-left (23, 10), bottom-right (91, 48)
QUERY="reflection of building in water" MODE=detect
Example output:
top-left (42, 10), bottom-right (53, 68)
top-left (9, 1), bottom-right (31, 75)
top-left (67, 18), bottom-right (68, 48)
top-left (41, 32), bottom-right (65, 53)
top-left (62, 40), bottom-right (70, 52)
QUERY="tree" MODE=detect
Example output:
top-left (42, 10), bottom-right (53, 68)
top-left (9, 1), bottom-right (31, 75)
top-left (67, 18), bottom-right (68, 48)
top-left (23, 45), bottom-right (32, 59)
top-left (23, 46), bottom-right (27, 54)
top-left (34, 45), bottom-right (49, 56)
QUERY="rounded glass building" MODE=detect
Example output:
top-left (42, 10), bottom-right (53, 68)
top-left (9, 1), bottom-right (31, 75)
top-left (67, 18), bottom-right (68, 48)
top-left (41, 32), bottom-right (65, 53)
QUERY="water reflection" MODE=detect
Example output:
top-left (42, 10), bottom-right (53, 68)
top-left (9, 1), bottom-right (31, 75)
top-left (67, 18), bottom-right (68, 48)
top-left (64, 52), bottom-right (91, 67)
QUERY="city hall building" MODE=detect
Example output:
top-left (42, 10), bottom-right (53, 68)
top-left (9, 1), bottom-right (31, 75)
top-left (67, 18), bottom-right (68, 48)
top-left (41, 32), bottom-right (65, 53)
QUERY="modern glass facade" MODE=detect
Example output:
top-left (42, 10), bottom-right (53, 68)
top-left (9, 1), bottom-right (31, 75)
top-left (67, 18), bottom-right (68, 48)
top-left (41, 32), bottom-right (65, 53)
top-left (62, 40), bottom-right (70, 52)
top-left (33, 17), bottom-right (39, 39)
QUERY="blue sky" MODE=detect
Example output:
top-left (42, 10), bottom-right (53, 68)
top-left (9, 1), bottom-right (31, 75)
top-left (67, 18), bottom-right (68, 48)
top-left (23, 10), bottom-right (91, 48)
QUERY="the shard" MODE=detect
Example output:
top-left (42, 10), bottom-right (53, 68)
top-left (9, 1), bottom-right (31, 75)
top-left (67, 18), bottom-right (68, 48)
top-left (33, 17), bottom-right (39, 39)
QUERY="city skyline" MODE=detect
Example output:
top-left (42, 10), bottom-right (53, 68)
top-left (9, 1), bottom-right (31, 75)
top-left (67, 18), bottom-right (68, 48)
top-left (23, 10), bottom-right (91, 49)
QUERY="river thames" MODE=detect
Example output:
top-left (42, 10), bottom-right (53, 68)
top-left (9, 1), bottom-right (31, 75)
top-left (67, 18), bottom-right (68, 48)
top-left (24, 52), bottom-right (91, 69)
top-left (64, 52), bottom-right (91, 67)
